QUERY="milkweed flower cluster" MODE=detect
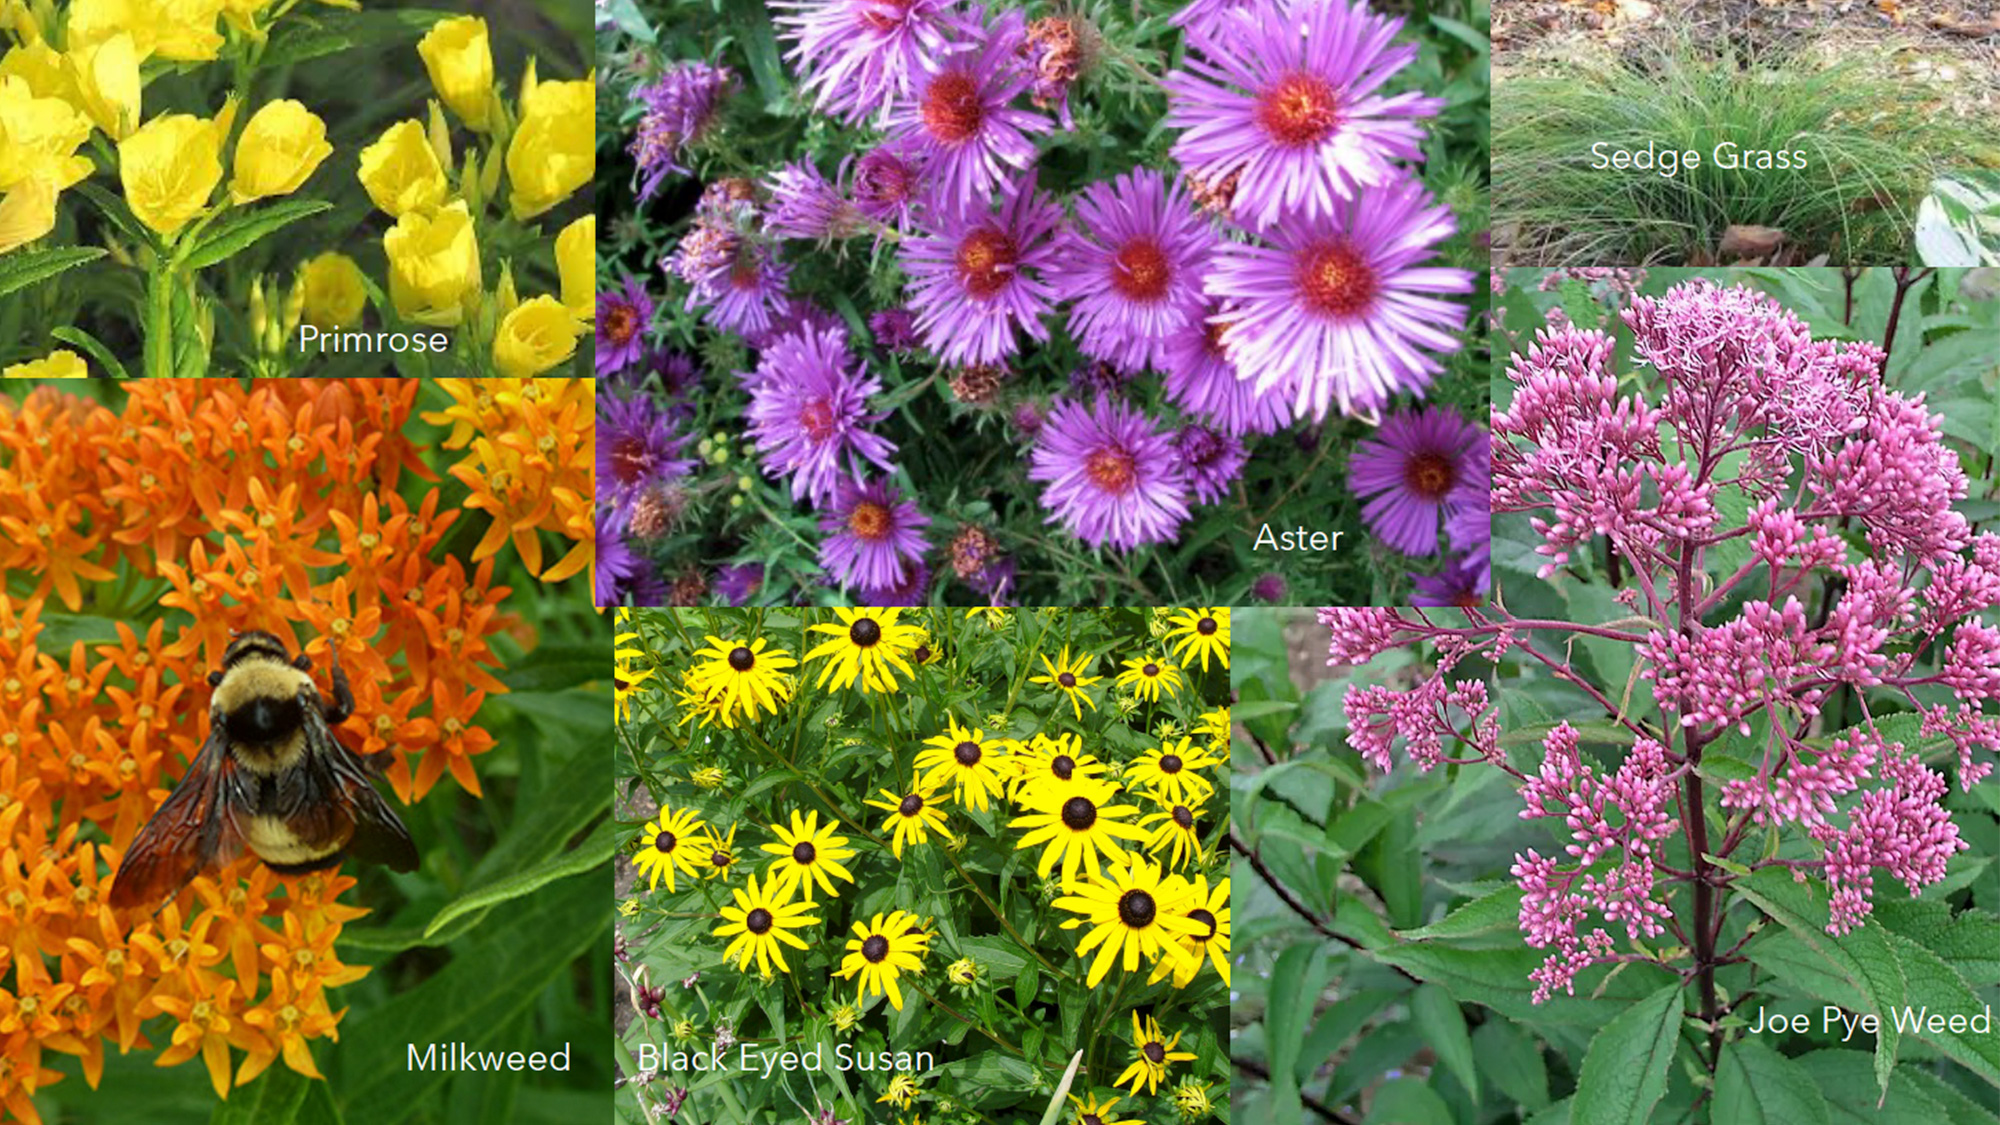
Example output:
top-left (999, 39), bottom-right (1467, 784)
top-left (0, 380), bottom-right (584, 1119)
top-left (1326, 277), bottom-right (2000, 1008)
top-left (608, 0), bottom-right (1476, 603)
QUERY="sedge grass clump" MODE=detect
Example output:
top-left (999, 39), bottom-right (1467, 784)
top-left (1495, 35), bottom-right (1962, 263)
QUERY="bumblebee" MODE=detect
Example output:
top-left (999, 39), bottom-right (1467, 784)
top-left (109, 630), bottom-right (418, 910)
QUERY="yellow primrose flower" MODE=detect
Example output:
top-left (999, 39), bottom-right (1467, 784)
top-left (0, 75), bottom-right (93, 252)
top-left (492, 295), bottom-right (585, 377)
top-left (384, 200), bottom-right (480, 325)
top-left (0, 41), bottom-right (71, 101)
top-left (556, 214), bottom-right (594, 316)
top-left (230, 98), bottom-right (332, 203)
top-left (506, 70), bottom-right (593, 219)
top-left (356, 118), bottom-right (448, 218)
top-left (417, 16), bottom-right (494, 131)
top-left (70, 0), bottom-right (226, 63)
top-left (119, 109), bottom-right (226, 236)
top-left (220, 0), bottom-right (281, 35)
top-left (297, 251), bottom-right (366, 329)
top-left (2, 349), bottom-right (86, 378)
top-left (65, 31), bottom-right (140, 140)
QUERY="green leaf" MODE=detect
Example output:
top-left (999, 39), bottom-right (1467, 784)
top-left (50, 327), bottom-right (131, 381)
top-left (1363, 1077), bottom-right (1455, 1124)
top-left (423, 816), bottom-right (617, 938)
top-left (1714, 1039), bottom-right (1830, 1125)
top-left (183, 200), bottom-right (334, 271)
top-left (261, 8), bottom-right (458, 69)
top-left (601, 0), bottom-right (655, 42)
top-left (1878, 930), bottom-right (2000, 1089)
top-left (209, 1062), bottom-right (336, 1125)
top-left (1568, 983), bottom-right (1682, 1125)
top-left (1411, 984), bottom-right (1478, 1102)
top-left (0, 246), bottom-right (105, 299)
top-left (1265, 941), bottom-right (1335, 1120)
top-left (500, 643), bottom-right (608, 692)
top-left (1473, 1019), bottom-right (1549, 1112)
top-left (1873, 899), bottom-right (2000, 986)
top-left (1794, 1051), bottom-right (1949, 1125)
top-left (726, 4), bottom-right (789, 112)
top-left (1398, 886), bottom-right (1523, 943)
top-left (1034, 1051), bottom-right (1085, 1125)
top-left (1296, 988), bottom-right (1402, 1086)
top-left (1375, 942), bottom-right (1676, 1025)
top-left (72, 180), bottom-right (163, 255)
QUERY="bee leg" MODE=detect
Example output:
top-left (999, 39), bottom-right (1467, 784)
top-left (294, 652), bottom-right (313, 672)
top-left (326, 648), bottom-right (355, 724)
top-left (207, 671), bottom-right (224, 687)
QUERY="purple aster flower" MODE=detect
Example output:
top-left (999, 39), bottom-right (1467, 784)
top-left (714, 562), bottom-right (764, 606)
top-left (596, 515), bottom-right (648, 607)
top-left (1028, 394), bottom-right (1190, 552)
top-left (595, 275), bottom-right (654, 376)
top-left (901, 169), bottom-right (1062, 365)
top-left (772, 0), bottom-right (962, 124)
top-left (1170, 0), bottom-right (1253, 36)
top-left (1175, 423), bottom-right (1247, 505)
top-left (743, 296), bottom-right (847, 352)
top-left (1164, 0), bottom-right (1442, 229)
top-left (597, 393), bottom-right (697, 519)
top-left (631, 63), bottom-right (736, 199)
top-left (882, 5), bottom-right (1049, 211)
top-left (869, 307), bottom-right (921, 353)
top-left (1068, 360), bottom-right (1131, 398)
top-left (672, 227), bottom-right (793, 338)
top-left (819, 476), bottom-right (931, 594)
top-left (1052, 168), bottom-right (1217, 373)
top-left (766, 157), bottom-right (866, 241)
top-left (851, 137), bottom-right (929, 227)
top-left (743, 325), bottom-right (899, 505)
top-left (1252, 572), bottom-right (1288, 603)
top-left (1161, 299), bottom-right (1293, 436)
top-left (1009, 400), bottom-right (1045, 438)
top-left (1347, 406), bottom-right (1484, 557)
top-left (1448, 435), bottom-right (1491, 571)
top-left (1410, 554), bottom-right (1488, 608)
top-left (653, 348), bottom-right (701, 399)
top-left (865, 560), bottom-right (932, 606)
top-left (1205, 178), bottom-right (1472, 420)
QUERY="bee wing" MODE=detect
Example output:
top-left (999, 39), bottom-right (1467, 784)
top-left (109, 729), bottom-right (245, 910)
top-left (305, 704), bottom-right (419, 874)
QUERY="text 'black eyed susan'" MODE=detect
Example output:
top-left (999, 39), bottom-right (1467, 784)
top-left (832, 909), bottom-right (932, 1011)
top-left (803, 607), bottom-right (925, 693)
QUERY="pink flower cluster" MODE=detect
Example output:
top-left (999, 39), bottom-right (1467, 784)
top-left (1814, 739), bottom-right (1967, 933)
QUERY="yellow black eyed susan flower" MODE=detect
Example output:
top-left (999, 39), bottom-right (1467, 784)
top-left (833, 909), bottom-right (931, 1011)
top-left (915, 717), bottom-right (1010, 812)
top-left (1172, 1080), bottom-right (1215, 1119)
top-left (695, 823), bottom-right (742, 881)
top-left (1137, 794), bottom-right (1207, 870)
top-left (1194, 706), bottom-right (1229, 748)
top-left (1124, 736), bottom-right (1221, 807)
top-left (1163, 607), bottom-right (1229, 672)
top-left (614, 630), bottom-right (655, 723)
top-left (689, 766), bottom-right (728, 790)
top-left (908, 629), bottom-right (944, 665)
top-left (632, 805), bottom-right (707, 893)
top-left (687, 635), bottom-right (796, 726)
top-left (713, 871), bottom-right (820, 975)
top-left (804, 608), bottom-right (925, 693)
top-left (1114, 655), bottom-right (1183, 703)
top-left (1114, 1011), bottom-right (1197, 1096)
top-left (1008, 732), bottom-right (1109, 799)
top-left (864, 781), bottom-right (953, 858)
top-left (877, 1074), bottom-right (920, 1109)
top-left (760, 809), bottom-right (857, 902)
top-left (672, 669), bottom-right (730, 730)
top-left (1068, 1091), bottom-right (1141, 1125)
top-left (1148, 873), bottom-right (1231, 989)
top-left (1010, 778), bottom-right (1149, 889)
top-left (1030, 644), bottom-right (1103, 719)
top-left (1052, 857), bottom-right (1204, 987)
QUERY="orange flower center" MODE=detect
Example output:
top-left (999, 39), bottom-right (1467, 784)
top-left (1111, 239), bottom-right (1171, 301)
top-left (1257, 72), bottom-right (1341, 147)
top-left (957, 228), bottom-right (1017, 299)
top-left (605, 303), bottom-right (640, 346)
top-left (847, 502), bottom-right (892, 541)
top-left (1086, 448), bottom-right (1136, 495)
top-left (1297, 241), bottom-right (1377, 317)
top-left (922, 72), bottom-right (983, 143)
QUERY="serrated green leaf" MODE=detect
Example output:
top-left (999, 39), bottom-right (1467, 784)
top-left (1877, 930), bottom-right (2000, 1088)
top-left (1715, 1039), bottom-right (1829, 1125)
top-left (0, 246), bottom-right (105, 299)
top-left (183, 200), bottom-right (334, 271)
top-left (1872, 899), bottom-right (2000, 986)
top-left (1795, 1051), bottom-right (1949, 1125)
top-left (1569, 983), bottom-right (1682, 1125)
top-left (423, 817), bottom-right (616, 938)
top-left (1411, 983), bottom-right (1479, 1102)
top-left (1374, 942), bottom-right (1676, 1025)
top-left (1399, 885), bottom-right (1523, 943)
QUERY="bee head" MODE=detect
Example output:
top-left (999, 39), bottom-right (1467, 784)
top-left (212, 632), bottom-right (312, 751)
top-left (223, 631), bottom-right (294, 670)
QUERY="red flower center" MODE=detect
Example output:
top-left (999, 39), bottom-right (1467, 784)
top-left (847, 501), bottom-right (892, 540)
top-left (1257, 72), bottom-right (1341, 147)
top-left (858, 0), bottom-right (914, 33)
top-left (730, 262), bottom-right (761, 290)
top-left (1454, 589), bottom-right (1482, 608)
top-left (1298, 241), bottom-right (1376, 318)
top-left (1086, 447), bottom-right (1137, 495)
top-left (799, 398), bottom-right (837, 441)
top-left (922, 72), bottom-right (984, 143)
top-left (1404, 452), bottom-right (1457, 501)
top-left (1202, 317), bottom-right (1233, 360)
top-left (612, 437), bottom-right (653, 485)
top-left (1111, 238), bottom-right (1171, 301)
top-left (956, 228), bottom-right (1017, 298)
top-left (604, 304), bottom-right (640, 346)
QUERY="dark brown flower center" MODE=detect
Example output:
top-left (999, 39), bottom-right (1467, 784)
top-left (654, 831), bottom-right (676, 853)
top-left (899, 793), bottom-right (923, 817)
top-left (1189, 907), bottom-right (1217, 941)
top-left (1197, 616), bottom-right (1218, 636)
top-left (711, 850), bottom-right (730, 867)
top-left (1052, 755), bottom-right (1074, 779)
top-left (956, 228), bottom-right (1016, 299)
top-left (746, 908), bottom-right (773, 934)
top-left (1118, 889), bottom-right (1157, 928)
top-left (1084, 448), bottom-right (1136, 495)
top-left (1143, 662), bottom-right (1158, 676)
top-left (1405, 452), bottom-right (1457, 501)
top-left (728, 646), bottom-right (754, 671)
top-left (1172, 804), bottom-right (1193, 828)
top-left (792, 841), bottom-right (817, 864)
top-left (1159, 754), bottom-right (1182, 773)
top-left (954, 740), bottom-right (981, 765)
top-left (862, 934), bottom-right (891, 962)
top-left (848, 501), bottom-right (892, 541)
top-left (1297, 241), bottom-right (1376, 318)
top-left (1143, 1041), bottom-right (1165, 1064)
top-left (1111, 238), bottom-right (1171, 301)
top-left (850, 618), bottom-right (882, 646)
top-left (1060, 795), bottom-right (1096, 830)
top-left (921, 71), bottom-right (984, 143)
top-left (1058, 672), bottom-right (1077, 688)
top-left (1257, 71), bottom-right (1340, 147)
top-left (913, 645), bottom-right (931, 663)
